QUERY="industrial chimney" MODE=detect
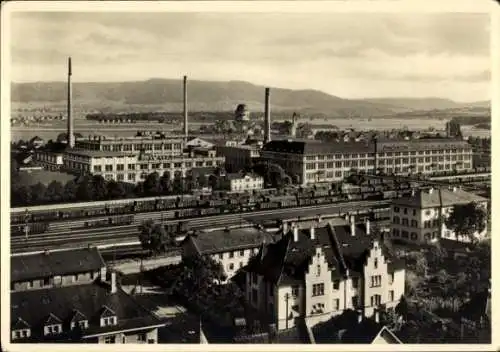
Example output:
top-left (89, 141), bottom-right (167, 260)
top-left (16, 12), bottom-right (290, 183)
top-left (67, 57), bottom-right (75, 148)
top-left (183, 75), bottom-right (188, 139)
top-left (264, 88), bottom-right (271, 144)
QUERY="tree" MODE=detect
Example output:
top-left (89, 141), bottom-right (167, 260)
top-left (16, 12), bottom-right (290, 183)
top-left (138, 220), bottom-right (175, 255)
top-left (107, 180), bottom-right (126, 199)
top-left (160, 173), bottom-right (173, 195)
top-left (395, 296), bottom-right (409, 321)
top-left (445, 202), bottom-right (488, 243)
top-left (414, 253), bottom-right (429, 277)
top-left (92, 175), bottom-right (108, 201)
top-left (76, 176), bottom-right (95, 201)
top-left (63, 179), bottom-right (78, 202)
top-left (30, 182), bottom-right (47, 205)
top-left (143, 172), bottom-right (161, 196)
top-left (45, 180), bottom-right (65, 203)
top-left (427, 243), bottom-right (447, 267)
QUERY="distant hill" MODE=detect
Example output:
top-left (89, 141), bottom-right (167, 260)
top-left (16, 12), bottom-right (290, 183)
top-left (11, 79), bottom-right (410, 118)
top-left (11, 79), bottom-right (488, 118)
top-left (363, 97), bottom-right (490, 112)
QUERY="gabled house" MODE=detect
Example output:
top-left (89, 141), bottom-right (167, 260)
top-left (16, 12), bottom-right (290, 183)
top-left (244, 220), bottom-right (405, 331)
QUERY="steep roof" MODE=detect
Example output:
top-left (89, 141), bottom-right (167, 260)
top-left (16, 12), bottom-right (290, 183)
top-left (246, 222), bottom-right (404, 284)
top-left (11, 247), bottom-right (105, 283)
top-left (187, 227), bottom-right (278, 255)
top-left (393, 188), bottom-right (487, 209)
top-left (11, 282), bottom-right (163, 340)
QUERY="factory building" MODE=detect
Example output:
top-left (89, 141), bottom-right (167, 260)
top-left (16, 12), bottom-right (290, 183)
top-left (260, 138), bottom-right (473, 186)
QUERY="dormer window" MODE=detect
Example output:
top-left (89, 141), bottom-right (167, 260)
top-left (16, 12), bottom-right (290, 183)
top-left (11, 318), bottom-right (31, 340)
top-left (70, 310), bottom-right (88, 330)
top-left (99, 306), bottom-right (117, 327)
top-left (43, 313), bottom-right (63, 336)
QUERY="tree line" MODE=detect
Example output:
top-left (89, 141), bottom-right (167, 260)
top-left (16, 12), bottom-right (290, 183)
top-left (10, 170), bottom-right (216, 207)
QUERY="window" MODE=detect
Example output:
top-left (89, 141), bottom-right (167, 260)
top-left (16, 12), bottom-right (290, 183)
top-left (252, 272), bottom-right (258, 284)
top-left (352, 277), bottom-right (359, 289)
top-left (105, 165), bottom-right (113, 172)
top-left (292, 285), bottom-right (299, 297)
top-left (393, 216), bottom-right (400, 225)
top-left (312, 283), bottom-right (325, 296)
top-left (352, 296), bottom-right (359, 308)
top-left (252, 288), bottom-right (258, 303)
top-left (239, 250), bottom-right (245, 257)
top-left (371, 275), bottom-right (382, 287)
top-left (101, 316), bottom-right (117, 327)
top-left (219, 253), bottom-right (223, 260)
top-left (228, 263), bottom-right (234, 271)
top-left (229, 251), bottom-right (234, 258)
top-left (389, 273), bottom-right (394, 284)
top-left (403, 208), bottom-right (408, 215)
top-left (138, 333), bottom-right (147, 342)
top-left (43, 277), bottom-right (50, 286)
top-left (334, 299), bottom-right (340, 311)
top-left (374, 258), bottom-right (378, 269)
top-left (116, 164), bottom-right (124, 171)
top-left (333, 280), bottom-right (340, 290)
top-left (316, 265), bottom-right (321, 277)
top-left (127, 173), bottom-right (135, 181)
top-left (370, 294), bottom-right (381, 307)
top-left (93, 165), bottom-right (102, 172)
top-left (389, 290), bottom-right (395, 302)
top-left (104, 336), bottom-right (116, 344)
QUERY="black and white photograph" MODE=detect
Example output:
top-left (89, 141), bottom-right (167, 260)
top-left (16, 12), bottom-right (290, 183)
top-left (1, 1), bottom-right (495, 349)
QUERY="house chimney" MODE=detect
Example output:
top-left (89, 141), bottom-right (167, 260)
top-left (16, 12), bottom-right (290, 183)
top-left (365, 218), bottom-right (370, 235)
top-left (100, 266), bottom-right (107, 282)
top-left (183, 75), bottom-right (188, 139)
top-left (350, 215), bottom-right (356, 237)
top-left (264, 88), bottom-right (271, 144)
top-left (310, 226), bottom-right (315, 240)
top-left (293, 225), bottom-right (299, 242)
top-left (428, 188), bottom-right (433, 195)
top-left (374, 310), bottom-right (380, 323)
top-left (67, 57), bottom-right (75, 148)
top-left (110, 271), bottom-right (117, 294)
top-left (282, 221), bottom-right (289, 235)
top-left (357, 311), bottom-right (363, 324)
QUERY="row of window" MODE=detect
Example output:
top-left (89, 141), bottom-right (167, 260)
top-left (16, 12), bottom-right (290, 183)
top-left (393, 207), bottom-right (417, 216)
top-left (94, 143), bottom-right (183, 152)
top-left (303, 148), bottom-right (471, 161)
top-left (392, 217), bottom-right (419, 228)
top-left (93, 160), bottom-right (218, 173)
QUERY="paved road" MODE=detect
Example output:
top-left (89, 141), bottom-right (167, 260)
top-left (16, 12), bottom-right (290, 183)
top-left (11, 199), bottom-right (389, 254)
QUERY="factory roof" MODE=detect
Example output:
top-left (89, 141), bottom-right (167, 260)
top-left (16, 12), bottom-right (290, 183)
top-left (11, 282), bottom-right (163, 342)
top-left (11, 247), bottom-right (105, 283)
top-left (262, 138), bottom-right (471, 156)
top-left (392, 188), bottom-right (487, 209)
top-left (65, 149), bottom-right (137, 158)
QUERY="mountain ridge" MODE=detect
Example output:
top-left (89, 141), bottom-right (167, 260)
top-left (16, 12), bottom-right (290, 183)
top-left (11, 79), bottom-right (489, 116)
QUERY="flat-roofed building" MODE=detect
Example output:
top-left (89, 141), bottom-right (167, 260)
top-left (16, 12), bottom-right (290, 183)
top-left (389, 187), bottom-right (488, 244)
top-left (216, 144), bottom-right (261, 173)
top-left (218, 173), bottom-right (264, 192)
top-left (260, 138), bottom-right (473, 186)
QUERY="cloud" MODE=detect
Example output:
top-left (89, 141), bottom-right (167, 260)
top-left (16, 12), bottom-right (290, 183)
top-left (8, 11), bottom-right (490, 101)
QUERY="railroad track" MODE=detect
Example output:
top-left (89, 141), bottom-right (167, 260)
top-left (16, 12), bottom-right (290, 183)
top-left (11, 199), bottom-right (390, 254)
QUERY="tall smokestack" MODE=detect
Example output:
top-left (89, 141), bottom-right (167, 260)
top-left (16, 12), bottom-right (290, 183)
top-left (264, 87), bottom-right (271, 144)
top-left (67, 57), bottom-right (74, 148)
top-left (183, 75), bottom-right (188, 139)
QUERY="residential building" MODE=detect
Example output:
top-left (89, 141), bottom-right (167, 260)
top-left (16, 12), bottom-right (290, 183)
top-left (11, 274), bottom-right (164, 343)
top-left (260, 138), bottom-right (473, 185)
top-left (312, 310), bottom-right (402, 344)
top-left (218, 173), bottom-right (264, 192)
top-left (244, 220), bottom-right (405, 331)
top-left (11, 247), bottom-right (106, 292)
top-left (182, 227), bottom-right (277, 281)
top-left (10, 247), bottom-right (164, 343)
top-left (389, 187), bottom-right (488, 244)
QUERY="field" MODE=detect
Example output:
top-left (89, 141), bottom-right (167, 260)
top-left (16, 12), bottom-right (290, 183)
top-left (10, 117), bottom-right (490, 141)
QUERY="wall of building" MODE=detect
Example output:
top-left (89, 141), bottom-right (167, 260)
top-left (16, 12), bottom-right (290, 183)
top-left (212, 247), bottom-right (260, 281)
top-left (12, 270), bottom-right (100, 292)
top-left (96, 328), bottom-right (157, 344)
top-left (362, 241), bottom-right (389, 317)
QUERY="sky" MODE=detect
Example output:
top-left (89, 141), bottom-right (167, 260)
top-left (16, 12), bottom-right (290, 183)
top-left (9, 11), bottom-right (491, 102)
